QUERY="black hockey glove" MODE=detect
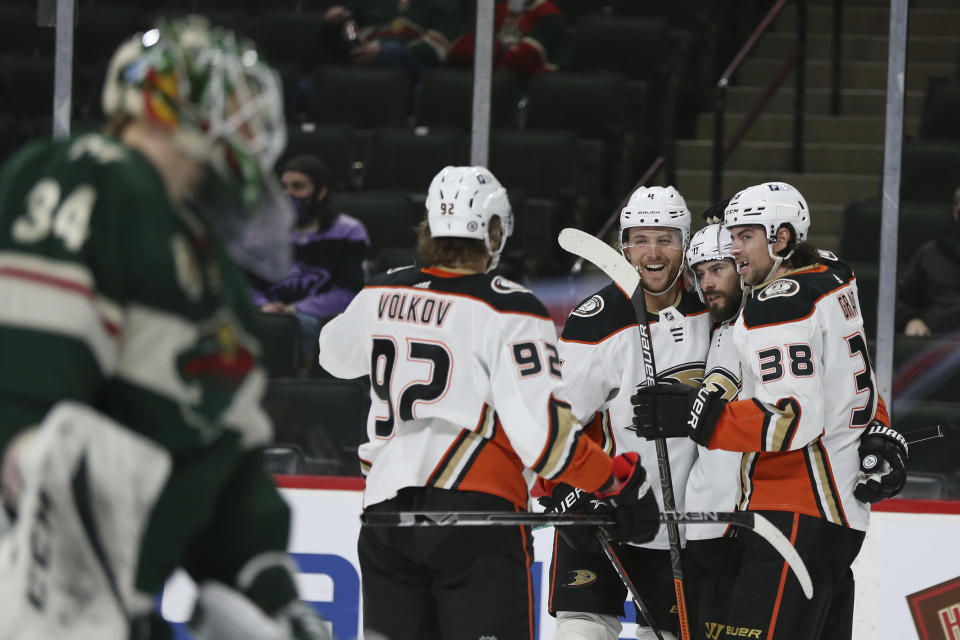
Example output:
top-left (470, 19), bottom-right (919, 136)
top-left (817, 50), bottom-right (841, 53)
top-left (598, 452), bottom-right (659, 545)
top-left (629, 382), bottom-right (692, 439)
top-left (685, 384), bottom-right (728, 447)
top-left (854, 422), bottom-right (908, 503)
top-left (538, 483), bottom-right (610, 551)
top-left (702, 198), bottom-right (731, 224)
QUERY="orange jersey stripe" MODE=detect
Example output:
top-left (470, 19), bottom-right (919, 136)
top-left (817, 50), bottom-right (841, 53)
top-left (767, 513), bottom-right (800, 638)
top-left (743, 450), bottom-right (824, 518)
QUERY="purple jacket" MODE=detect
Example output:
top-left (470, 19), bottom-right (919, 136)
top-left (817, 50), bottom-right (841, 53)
top-left (250, 214), bottom-right (370, 318)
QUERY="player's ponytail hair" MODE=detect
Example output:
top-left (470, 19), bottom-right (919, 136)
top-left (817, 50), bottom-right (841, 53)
top-left (777, 223), bottom-right (820, 269)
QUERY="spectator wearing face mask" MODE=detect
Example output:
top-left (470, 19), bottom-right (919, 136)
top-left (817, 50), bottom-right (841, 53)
top-left (250, 154), bottom-right (369, 362)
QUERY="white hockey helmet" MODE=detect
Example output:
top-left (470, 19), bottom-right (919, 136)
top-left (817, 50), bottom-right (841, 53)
top-left (686, 223), bottom-right (734, 268)
top-left (687, 224), bottom-right (737, 304)
top-left (425, 166), bottom-right (513, 270)
top-left (723, 182), bottom-right (810, 244)
top-left (619, 185), bottom-right (692, 250)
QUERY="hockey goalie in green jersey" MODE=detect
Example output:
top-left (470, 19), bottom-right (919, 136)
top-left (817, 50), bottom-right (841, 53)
top-left (0, 16), bottom-right (330, 640)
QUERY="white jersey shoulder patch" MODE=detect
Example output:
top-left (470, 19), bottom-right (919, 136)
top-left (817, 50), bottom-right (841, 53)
top-left (491, 276), bottom-right (530, 294)
top-left (757, 278), bottom-right (799, 301)
top-left (571, 294), bottom-right (605, 317)
top-left (818, 249), bottom-right (839, 261)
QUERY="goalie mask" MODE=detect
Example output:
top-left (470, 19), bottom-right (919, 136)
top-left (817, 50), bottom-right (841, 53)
top-left (425, 166), bottom-right (513, 271)
top-left (102, 15), bottom-right (293, 280)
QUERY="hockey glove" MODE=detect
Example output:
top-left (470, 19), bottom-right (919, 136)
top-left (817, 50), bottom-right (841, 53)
top-left (854, 422), bottom-right (908, 503)
top-left (538, 483), bottom-right (610, 551)
top-left (629, 382), bottom-right (692, 439)
top-left (597, 452), bottom-right (659, 544)
top-left (685, 384), bottom-right (727, 447)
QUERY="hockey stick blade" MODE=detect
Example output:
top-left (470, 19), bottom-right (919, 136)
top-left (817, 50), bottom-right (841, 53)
top-left (558, 228), bottom-right (640, 298)
top-left (361, 510), bottom-right (812, 599)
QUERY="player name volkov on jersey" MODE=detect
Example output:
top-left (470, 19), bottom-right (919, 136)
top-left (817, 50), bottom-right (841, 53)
top-left (376, 290), bottom-right (453, 327)
top-left (319, 265), bottom-right (613, 510)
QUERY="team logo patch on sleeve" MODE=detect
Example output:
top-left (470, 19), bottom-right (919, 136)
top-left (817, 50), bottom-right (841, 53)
top-left (491, 276), bottom-right (530, 294)
top-left (757, 279), bottom-right (799, 301)
top-left (571, 295), bottom-right (604, 317)
top-left (818, 249), bottom-right (839, 261)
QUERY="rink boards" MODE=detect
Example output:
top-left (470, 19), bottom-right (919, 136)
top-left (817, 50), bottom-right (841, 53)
top-left (159, 477), bottom-right (960, 640)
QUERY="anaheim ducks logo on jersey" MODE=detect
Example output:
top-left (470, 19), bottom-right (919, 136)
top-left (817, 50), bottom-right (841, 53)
top-left (571, 294), bottom-right (604, 318)
top-left (757, 278), bottom-right (799, 301)
top-left (702, 367), bottom-right (740, 401)
top-left (564, 569), bottom-right (598, 587)
top-left (658, 363), bottom-right (706, 389)
top-left (491, 276), bottom-right (530, 295)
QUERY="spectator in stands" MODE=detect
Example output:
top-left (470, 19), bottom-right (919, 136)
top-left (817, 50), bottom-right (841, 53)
top-left (250, 155), bottom-right (369, 362)
top-left (897, 186), bottom-right (960, 336)
top-left (321, 0), bottom-right (465, 85)
top-left (448, 0), bottom-right (565, 76)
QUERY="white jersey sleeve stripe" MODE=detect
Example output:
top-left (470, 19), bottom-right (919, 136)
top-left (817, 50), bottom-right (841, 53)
top-left (0, 264), bottom-right (121, 372)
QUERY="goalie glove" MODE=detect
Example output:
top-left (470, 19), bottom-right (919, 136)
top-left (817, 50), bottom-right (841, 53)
top-left (854, 422), bottom-right (908, 504)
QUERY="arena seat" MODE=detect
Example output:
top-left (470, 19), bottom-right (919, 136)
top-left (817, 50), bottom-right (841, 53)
top-left (415, 68), bottom-right (520, 130)
top-left (361, 127), bottom-right (468, 191)
top-left (307, 66), bottom-right (409, 128)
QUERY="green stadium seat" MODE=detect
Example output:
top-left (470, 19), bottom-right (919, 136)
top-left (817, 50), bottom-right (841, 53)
top-left (489, 129), bottom-right (576, 199)
top-left (566, 15), bottom-right (670, 84)
top-left (254, 311), bottom-right (300, 378)
top-left (361, 128), bottom-right (468, 191)
top-left (0, 56), bottom-right (54, 118)
top-left (839, 199), bottom-right (953, 264)
top-left (329, 191), bottom-right (417, 257)
top-left (281, 124), bottom-right (355, 191)
top-left (526, 72), bottom-right (626, 138)
top-left (415, 69), bottom-right (520, 130)
top-left (262, 378), bottom-right (370, 473)
top-left (920, 80), bottom-right (960, 141)
top-left (307, 66), bottom-right (409, 128)
top-left (900, 141), bottom-right (960, 204)
top-left (75, 6), bottom-right (144, 63)
top-left (252, 10), bottom-right (327, 70)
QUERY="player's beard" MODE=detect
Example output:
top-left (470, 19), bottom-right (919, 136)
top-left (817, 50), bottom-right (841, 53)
top-left (706, 286), bottom-right (742, 323)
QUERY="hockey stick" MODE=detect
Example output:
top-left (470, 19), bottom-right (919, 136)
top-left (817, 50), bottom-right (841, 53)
top-left (595, 529), bottom-right (664, 640)
top-left (558, 226), bottom-right (693, 639)
top-left (360, 509), bottom-right (813, 599)
top-left (905, 425), bottom-right (944, 446)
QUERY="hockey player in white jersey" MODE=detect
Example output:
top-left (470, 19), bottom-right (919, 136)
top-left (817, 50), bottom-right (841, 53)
top-left (633, 183), bottom-right (909, 639)
top-left (679, 223), bottom-right (746, 639)
top-left (543, 186), bottom-right (712, 640)
top-left (317, 166), bottom-right (659, 640)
